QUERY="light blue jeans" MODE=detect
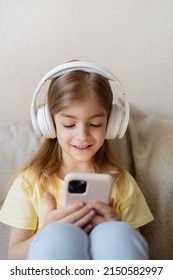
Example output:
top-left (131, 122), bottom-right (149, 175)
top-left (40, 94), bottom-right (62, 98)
top-left (27, 221), bottom-right (148, 260)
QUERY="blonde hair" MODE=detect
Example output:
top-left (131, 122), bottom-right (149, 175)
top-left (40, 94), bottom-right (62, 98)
top-left (22, 70), bottom-right (125, 185)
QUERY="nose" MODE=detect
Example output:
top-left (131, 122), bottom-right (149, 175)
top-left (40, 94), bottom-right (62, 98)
top-left (76, 124), bottom-right (89, 140)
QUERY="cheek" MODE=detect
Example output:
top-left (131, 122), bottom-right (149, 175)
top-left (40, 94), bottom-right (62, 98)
top-left (101, 122), bottom-right (107, 134)
top-left (94, 127), bottom-right (107, 142)
top-left (55, 122), bottom-right (67, 140)
top-left (57, 130), bottom-right (69, 145)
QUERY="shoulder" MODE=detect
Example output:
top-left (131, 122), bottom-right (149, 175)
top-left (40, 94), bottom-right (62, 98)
top-left (11, 169), bottom-right (63, 196)
top-left (122, 171), bottom-right (141, 195)
top-left (9, 168), bottom-right (39, 194)
top-left (8, 169), bottom-right (43, 198)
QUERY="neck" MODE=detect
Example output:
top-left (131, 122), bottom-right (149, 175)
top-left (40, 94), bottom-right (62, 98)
top-left (59, 161), bottom-right (94, 180)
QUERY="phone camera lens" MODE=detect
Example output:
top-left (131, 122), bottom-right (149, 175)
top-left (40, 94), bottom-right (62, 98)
top-left (68, 180), bottom-right (87, 193)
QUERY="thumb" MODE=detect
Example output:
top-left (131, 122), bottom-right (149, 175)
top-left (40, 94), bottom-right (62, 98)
top-left (44, 192), bottom-right (57, 212)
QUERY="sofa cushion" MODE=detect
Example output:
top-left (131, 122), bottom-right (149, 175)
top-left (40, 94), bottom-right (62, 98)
top-left (0, 121), bottom-right (41, 259)
top-left (109, 104), bottom-right (173, 259)
top-left (0, 121), bottom-right (41, 206)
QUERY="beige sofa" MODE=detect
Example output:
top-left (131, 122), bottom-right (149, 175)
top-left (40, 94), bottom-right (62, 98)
top-left (0, 104), bottom-right (173, 260)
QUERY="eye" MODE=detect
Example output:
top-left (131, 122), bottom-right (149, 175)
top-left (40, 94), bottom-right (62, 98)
top-left (90, 124), bottom-right (102, 127)
top-left (63, 124), bottom-right (75, 128)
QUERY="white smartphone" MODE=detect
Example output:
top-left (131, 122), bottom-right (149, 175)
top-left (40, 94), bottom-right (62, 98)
top-left (62, 173), bottom-right (113, 206)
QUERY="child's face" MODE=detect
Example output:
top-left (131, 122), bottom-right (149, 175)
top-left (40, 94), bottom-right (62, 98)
top-left (54, 96), bottom-right (108, 167)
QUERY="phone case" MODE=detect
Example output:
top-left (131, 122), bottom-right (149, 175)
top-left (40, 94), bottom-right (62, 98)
top-left (62, 173), bottom-right (113, 206)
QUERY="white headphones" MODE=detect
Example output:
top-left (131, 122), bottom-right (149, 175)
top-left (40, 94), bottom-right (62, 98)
top-left (31, 61), bottom-right (130, 140)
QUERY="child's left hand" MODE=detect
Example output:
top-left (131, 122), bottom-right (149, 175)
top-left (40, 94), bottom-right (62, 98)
top-left (87, 200), bottom-right (121, 226)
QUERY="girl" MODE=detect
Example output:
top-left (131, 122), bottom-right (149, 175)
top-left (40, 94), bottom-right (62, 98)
top-left (0, 62), bottom-right (154, 260)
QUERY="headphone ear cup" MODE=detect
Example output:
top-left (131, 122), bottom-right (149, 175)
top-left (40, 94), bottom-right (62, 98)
top-left (37, 104), bottom-right (56, 139)
top-left (105, 104), bottom-right (125, 140)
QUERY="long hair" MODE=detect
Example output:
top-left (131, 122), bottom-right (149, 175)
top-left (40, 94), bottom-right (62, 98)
top-left (22, 70), bottom-right (125, 185)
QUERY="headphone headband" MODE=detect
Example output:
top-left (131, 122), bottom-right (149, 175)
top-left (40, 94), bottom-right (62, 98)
top-left (31, 61), bottom-right (130, 139)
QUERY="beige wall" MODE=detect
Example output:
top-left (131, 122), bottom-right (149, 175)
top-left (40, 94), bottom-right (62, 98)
top-left (0, 0), bottom-right (173, 121)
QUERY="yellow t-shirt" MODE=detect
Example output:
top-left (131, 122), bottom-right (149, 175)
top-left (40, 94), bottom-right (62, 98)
top-left (0, 170), bottom-right (154, 230)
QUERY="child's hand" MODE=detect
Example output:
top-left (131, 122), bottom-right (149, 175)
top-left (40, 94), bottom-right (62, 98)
top-left (87, 200), bottom-right (121, 227)
top-left (43, 192), bottom-right (95, 233)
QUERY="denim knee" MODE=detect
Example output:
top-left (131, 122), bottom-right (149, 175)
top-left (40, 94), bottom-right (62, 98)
top-left (27, 222), bottom-right (90, 260)
top-left (90, 221), bottom-right (149, 260)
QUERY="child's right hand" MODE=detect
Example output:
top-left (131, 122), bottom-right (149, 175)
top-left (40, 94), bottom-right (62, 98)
top-left (43, 192), bottom-right (95, 233)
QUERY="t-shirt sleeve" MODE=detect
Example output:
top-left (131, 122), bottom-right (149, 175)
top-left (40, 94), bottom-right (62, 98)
top-left (115, 173), bottom-right (154, 229)
top-left (0, 174), bottom-right (38, 230)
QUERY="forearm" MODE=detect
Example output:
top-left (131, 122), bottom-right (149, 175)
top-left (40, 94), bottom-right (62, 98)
top-left (8, 227), bottom-right (36, 260)
top-left (8, 236), bottom-right (34, 260)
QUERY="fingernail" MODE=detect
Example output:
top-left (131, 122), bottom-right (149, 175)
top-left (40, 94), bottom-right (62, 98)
top-left (78, 202), bottom-right (85, 207)
top-left (90, 210), bottom-right (95, 216)
top-left (87, 202), bottom-right (93, 209)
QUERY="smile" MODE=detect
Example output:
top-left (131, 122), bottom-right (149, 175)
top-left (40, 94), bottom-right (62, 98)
top-left (73, 145), bottom-right (92, 150)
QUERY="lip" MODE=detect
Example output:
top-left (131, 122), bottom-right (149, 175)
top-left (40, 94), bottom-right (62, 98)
top-left (72, 144), bottom-right (92, 150)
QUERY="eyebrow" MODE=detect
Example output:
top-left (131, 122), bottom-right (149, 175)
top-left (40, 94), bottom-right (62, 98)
top-left (60, 113), bottom-right (106, 119)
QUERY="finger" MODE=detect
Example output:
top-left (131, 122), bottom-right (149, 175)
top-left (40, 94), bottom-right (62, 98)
top-left (83, 223), bottom-right (94, 234)
top-left (89, 201), bottom-right (110, 215)
top-left (90, 201), bottom-right (121, 221)
top-left (74, 209), bottom-right (95, 228)
top-left (59, 205), bottom-right (95, 226)
top-left (109, 198), bottom-right (114, 207)
top-left (44, 192), bottom-right (57, 212)
top-left (91, 214), bottom-right (105, 226)
top-left (52, 202), bottom-right (86, 220)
